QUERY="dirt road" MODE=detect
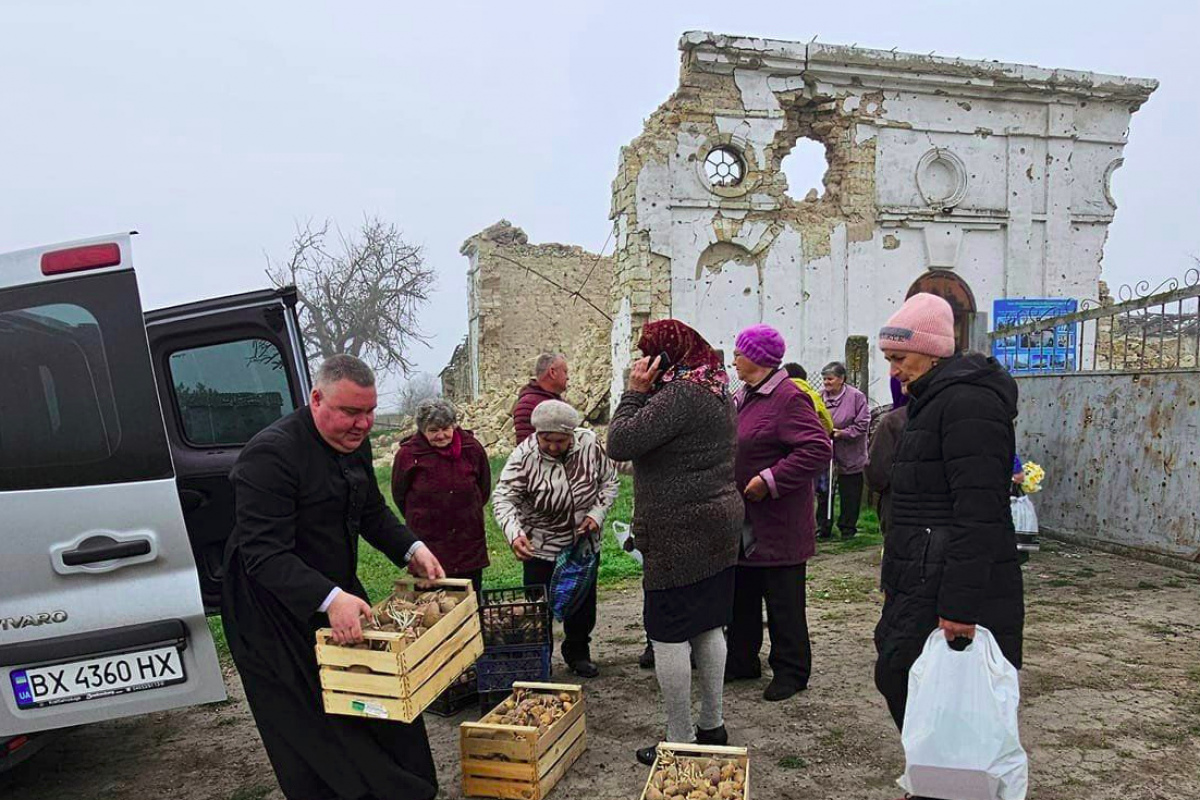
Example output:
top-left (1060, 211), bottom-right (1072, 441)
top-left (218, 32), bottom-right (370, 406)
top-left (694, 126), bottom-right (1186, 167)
top-left (4, 539), bottom-right (1199, 800)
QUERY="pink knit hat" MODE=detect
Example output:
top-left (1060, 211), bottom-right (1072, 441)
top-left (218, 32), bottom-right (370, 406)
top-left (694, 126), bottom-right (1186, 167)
top-left (735, 324), bottom-right (786, 369)
top-left (879, 293), bottom-right (956, 357)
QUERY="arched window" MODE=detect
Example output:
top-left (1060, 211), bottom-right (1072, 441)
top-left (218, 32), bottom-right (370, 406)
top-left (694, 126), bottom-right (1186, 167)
top-left (906, 271), bottom-right (977, 352)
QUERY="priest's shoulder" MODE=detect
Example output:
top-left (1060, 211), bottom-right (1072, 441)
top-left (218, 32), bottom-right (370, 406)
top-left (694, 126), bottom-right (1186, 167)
top-left (235, 408), bottom-right (313, 468)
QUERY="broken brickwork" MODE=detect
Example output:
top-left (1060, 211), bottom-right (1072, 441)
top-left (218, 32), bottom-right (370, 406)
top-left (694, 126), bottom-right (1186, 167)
top-left (451, 220), bottom-right (612, 449)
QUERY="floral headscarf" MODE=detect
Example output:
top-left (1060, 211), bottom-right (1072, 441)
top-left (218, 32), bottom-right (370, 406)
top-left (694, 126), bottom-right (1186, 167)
top-left (636, 319), bottom-right (729, 399)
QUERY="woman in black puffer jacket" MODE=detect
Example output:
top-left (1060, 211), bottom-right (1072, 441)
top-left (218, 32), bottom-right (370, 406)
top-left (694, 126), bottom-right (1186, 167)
top-left (874, 293), bottom-right (1025, 738)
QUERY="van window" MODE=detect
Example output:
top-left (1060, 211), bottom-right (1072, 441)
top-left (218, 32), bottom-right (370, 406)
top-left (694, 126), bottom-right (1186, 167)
top-left (0, 271), bottom-right (173, 491)
top-left (168, 339), bottom-right (295, 447)
top-left (0, 303), bottom-right (119, 468)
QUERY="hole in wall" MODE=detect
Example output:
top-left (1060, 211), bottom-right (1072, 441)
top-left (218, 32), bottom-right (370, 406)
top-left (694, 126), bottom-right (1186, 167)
top-left (780, 137), bottom-right (829, 202)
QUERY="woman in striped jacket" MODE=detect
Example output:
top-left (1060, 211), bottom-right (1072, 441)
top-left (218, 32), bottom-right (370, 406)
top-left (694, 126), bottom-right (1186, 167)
top-left (492, 400), bottom-right (619, 678)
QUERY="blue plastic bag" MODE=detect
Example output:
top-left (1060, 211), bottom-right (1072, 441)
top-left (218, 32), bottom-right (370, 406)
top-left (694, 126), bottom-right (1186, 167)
top-left (550, 534), bottom-right (600, 622)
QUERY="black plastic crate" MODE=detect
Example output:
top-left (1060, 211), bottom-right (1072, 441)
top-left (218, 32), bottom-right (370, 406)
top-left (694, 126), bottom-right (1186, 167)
top-left (425, 667), bottom-right (477, 717)
top-left (479, 585), bottom-right (552, 648)
top-left (476, 643), bottom-right (552, 698)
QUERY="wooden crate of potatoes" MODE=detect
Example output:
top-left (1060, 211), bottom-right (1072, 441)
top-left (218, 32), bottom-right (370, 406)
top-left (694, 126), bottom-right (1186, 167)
top-left (315, 577), bottom-right (484, 723)
top-left (639, 743), bottom-right (750, 800)
top-left (459, 682), bottom-right (586, 800)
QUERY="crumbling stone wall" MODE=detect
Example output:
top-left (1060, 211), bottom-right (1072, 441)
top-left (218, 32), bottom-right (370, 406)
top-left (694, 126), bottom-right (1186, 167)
top-left (610, 32), bottom-right (1157, 406)
top-left (454, 220), bottom-right (613, 450)
top-left (439, 337), bottom-right (471, 404)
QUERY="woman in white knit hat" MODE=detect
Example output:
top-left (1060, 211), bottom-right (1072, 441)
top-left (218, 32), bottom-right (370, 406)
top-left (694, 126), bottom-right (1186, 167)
top-left (492, 400), bottom-right (619, 678)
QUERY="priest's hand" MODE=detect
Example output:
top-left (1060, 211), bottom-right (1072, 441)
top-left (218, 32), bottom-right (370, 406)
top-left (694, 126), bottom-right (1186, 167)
top-left (408, 545), bottom-right (446, 581)
top-left (328, 592), bottom-right (373, 645)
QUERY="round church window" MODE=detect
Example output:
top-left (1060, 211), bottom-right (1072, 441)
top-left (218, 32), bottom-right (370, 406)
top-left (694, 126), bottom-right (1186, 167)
top-left (704, 146), bottom-right (745, 188)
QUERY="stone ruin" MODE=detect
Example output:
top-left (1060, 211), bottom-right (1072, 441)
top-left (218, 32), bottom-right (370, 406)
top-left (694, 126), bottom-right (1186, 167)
top-left (441, 220), bottom-right (613, 450)
top-left (444, 32), bottom-right (1157, 452)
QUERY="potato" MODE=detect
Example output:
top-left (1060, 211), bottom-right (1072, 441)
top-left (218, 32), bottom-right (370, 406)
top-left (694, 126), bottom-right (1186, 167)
top-left (421, 605), bottom-right (442, 628)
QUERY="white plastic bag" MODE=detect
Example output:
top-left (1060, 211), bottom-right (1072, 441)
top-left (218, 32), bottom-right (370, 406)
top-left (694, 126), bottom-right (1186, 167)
top-left (1010, 495), bottom-right (1039, 534)
top-left (898, 627), bottom-right (1028, 800)
top-left (610, 521), bottom-right (642, 565)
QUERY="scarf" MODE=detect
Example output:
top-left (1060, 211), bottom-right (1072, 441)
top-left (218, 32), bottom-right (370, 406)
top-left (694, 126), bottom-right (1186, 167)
top-left (424, 427), bottom-right (463, 459)
top-left (637, 319), bottom-right (729, 399)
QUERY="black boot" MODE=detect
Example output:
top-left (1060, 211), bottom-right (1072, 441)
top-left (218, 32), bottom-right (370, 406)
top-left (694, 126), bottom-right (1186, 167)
top-left (639, 642), bottom-right (655, 669)
top-left (636, 745), bottom-right (658, 766)
top-left (696, 724), bottom-right (728, 745)
top-left (568, 658), bottom-right (599, 678)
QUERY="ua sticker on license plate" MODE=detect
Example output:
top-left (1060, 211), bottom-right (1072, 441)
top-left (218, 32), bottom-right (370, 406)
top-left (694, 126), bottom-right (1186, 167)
top-left (10, 646), bottom-right (186, 710)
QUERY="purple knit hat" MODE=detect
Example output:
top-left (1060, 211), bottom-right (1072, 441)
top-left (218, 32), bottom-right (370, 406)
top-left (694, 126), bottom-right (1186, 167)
top-left (735, 324), bottom-right (786, 369)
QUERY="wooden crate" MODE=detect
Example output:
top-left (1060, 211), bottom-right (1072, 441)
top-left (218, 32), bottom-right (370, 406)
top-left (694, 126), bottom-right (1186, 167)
top-left (316, 577), bottom-right (484, 723)
top-left (638, 743), bottom-right (751, 800)
top-left (460, 682), bottom-right (586, 799)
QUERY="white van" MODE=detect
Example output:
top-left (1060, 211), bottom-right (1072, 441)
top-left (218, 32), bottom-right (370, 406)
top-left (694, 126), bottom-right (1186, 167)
top-left (0, 233), bottom-right (312, 769)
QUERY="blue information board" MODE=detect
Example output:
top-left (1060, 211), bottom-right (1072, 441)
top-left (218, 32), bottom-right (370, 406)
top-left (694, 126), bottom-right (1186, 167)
top-left (992, 298), bottom-right (1078, 374)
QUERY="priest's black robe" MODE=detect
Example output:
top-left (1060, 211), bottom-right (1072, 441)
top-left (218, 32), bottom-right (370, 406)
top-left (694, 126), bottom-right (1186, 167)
top-left (221, 406), bottom-right (437, 800)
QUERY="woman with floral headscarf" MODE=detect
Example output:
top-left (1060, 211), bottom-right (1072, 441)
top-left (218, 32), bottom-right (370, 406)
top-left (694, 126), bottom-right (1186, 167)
top-left (607, 320), bottom-right (743, 765)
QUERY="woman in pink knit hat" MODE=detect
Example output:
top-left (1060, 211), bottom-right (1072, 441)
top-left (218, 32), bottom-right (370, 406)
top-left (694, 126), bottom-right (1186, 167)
top-left (873, 292), bottom-right (1025, 800)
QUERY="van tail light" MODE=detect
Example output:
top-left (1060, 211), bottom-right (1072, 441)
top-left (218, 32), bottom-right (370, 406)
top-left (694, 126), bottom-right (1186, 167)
top-left (41, 243), bottom-right (122, 275)
top-left (6, 735), bottom-right (29, 753)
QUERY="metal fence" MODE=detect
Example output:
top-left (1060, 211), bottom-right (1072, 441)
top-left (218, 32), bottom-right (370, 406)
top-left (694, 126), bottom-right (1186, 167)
top-left (989, 269), bottom-right (1200, 373)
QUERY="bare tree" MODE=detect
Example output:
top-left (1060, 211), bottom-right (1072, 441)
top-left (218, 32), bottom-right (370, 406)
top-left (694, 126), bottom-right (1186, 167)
top-left (394, 372), bottom-right (441, 418)
top-left (266, 217), bottom-right (435, 375)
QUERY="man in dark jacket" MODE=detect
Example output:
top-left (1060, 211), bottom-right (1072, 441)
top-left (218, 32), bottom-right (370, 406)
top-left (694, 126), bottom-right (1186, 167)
top-left (222, 354), bottom-right (446, 800)
top-left (511, 352), bottom-right (568, 445)
top-left (874, 294), bottom-right (1025, 795)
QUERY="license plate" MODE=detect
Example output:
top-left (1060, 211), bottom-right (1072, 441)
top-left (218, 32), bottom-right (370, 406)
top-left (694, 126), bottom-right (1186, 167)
top-left (9, 646), bottom-right (186, 710)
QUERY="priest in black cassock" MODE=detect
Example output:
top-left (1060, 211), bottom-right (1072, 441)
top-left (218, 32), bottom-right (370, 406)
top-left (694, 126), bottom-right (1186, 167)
top-left (221, 354), bottom-right (447, 800)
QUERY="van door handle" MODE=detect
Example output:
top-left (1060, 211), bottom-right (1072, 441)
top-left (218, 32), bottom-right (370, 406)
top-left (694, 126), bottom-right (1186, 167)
top-left (61, 536), bottom-right (152, 566)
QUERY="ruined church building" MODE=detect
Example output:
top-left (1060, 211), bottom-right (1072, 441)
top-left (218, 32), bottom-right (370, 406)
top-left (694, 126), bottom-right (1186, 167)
top-left (443, 32), bottom-right (1155, 428)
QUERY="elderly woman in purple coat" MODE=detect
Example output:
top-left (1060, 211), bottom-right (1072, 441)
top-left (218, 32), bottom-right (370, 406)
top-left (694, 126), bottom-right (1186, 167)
top-left (817, 361), bottom-right (871, 540)
top-left (726, 324), bottom-right (833, 702)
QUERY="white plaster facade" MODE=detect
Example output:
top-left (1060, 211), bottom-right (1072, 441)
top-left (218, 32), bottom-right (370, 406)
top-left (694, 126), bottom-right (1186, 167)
top-left (610, 32), bottom-right (1157, 404)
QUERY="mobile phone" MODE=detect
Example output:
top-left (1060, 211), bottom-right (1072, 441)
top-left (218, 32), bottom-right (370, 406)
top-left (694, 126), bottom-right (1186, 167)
top-left (655, 352), bottom-right (673, 372)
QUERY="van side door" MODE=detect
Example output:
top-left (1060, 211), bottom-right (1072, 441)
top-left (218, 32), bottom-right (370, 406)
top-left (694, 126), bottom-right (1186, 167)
top-left (144, 288), bottom-right (311, 610)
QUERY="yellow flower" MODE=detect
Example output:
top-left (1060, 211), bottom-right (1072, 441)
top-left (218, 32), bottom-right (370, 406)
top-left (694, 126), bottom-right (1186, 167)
top-left (1021, 461), bottom-right (1045, 494)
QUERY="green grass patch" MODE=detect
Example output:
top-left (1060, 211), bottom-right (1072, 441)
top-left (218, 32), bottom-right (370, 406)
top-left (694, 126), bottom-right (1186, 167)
top-left (809, 573), bottom-right (879, 603)
top-left (1136, 580), bottom-right (1159, 591)
top-left (777, 755), bottom-right (808, 769)
top-left (812, 506), bottom-right (883, 556)
top-left (208, 617), bottom-right (229, 661)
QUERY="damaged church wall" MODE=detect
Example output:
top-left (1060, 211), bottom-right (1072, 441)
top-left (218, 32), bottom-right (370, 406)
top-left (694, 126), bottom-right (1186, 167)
top-left (610, 32), bottom-right (1157, 404)
top-left (451, 220), bottom-right (613, 449)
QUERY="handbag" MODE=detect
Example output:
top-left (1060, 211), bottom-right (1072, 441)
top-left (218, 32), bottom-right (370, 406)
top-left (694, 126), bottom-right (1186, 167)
top-left (550, 533), bottom-right (600, 622)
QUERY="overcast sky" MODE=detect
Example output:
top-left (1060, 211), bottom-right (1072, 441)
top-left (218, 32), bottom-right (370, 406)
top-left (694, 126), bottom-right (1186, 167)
top-left (2, 1), bottom-right (1196, 405)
